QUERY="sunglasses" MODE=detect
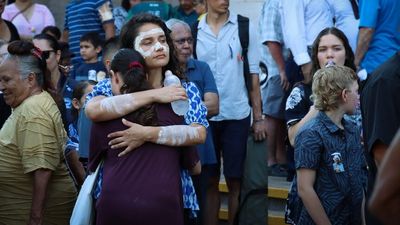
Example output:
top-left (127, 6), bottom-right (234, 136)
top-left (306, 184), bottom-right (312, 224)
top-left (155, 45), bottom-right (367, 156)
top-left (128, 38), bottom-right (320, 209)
top-left (42, 50), bottom-right (56, 60)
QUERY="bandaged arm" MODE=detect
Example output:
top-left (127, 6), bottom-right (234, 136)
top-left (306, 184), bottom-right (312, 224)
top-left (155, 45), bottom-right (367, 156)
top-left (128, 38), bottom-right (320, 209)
top-left (86, 86), bottom-right (187, 122)
top-left (149, 124), bottom-right (206, 146)
top-left (86, 90), bottom-right (160, 122)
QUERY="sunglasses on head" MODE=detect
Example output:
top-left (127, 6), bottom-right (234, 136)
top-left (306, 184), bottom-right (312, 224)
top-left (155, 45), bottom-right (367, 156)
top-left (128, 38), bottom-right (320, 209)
top-left (42, 50), bottom-right (56, 60)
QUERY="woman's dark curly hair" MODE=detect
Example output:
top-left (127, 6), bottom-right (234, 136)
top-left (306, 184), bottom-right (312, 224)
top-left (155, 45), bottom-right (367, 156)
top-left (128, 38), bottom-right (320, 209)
top-left (111, 48), bottom-right (157, 126)
top-left (119, 13), bottom-right (185, 81)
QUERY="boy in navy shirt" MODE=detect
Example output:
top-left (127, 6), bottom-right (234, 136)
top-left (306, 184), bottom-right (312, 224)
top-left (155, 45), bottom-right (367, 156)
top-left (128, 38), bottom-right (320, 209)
top-left (72, 32), bottom-right (107, 82)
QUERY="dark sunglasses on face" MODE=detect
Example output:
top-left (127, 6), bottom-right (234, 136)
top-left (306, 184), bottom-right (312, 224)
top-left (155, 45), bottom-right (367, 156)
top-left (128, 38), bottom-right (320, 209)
top-left (42, 50), bottom-right (56, 60)
top-left (173, 37), bottom-right (194, 45)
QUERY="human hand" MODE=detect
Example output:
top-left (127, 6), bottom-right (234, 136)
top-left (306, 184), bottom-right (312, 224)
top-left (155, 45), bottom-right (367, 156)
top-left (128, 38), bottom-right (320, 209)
top-left (279, 71), bottom-right (290, 91)
top-left (252, 119), bottom-right (267, 141)
top-left (97, 1), bottom-right (113, 22)
top-left (58, 64), bottom-right (73, 76)
top-left (153, 86), bottom-right (187, 103)
top-left (107, 119), bottom-right (146, 157)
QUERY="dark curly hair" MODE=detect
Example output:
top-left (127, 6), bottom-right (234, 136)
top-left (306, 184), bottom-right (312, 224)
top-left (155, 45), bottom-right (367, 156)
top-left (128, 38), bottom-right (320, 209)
top-left (111, 48), bottom-right (157, 126)
top-left (119, 13), bottom-right (185, 81)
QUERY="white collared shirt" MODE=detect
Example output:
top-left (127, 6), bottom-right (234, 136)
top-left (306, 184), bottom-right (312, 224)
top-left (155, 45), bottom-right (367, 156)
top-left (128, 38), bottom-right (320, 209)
top-left (327, 0), bottom-right (359, 52)
top-left (196, 11), bottom-right (260, 121)
top-left (280, 0), bottom-right (333, 65)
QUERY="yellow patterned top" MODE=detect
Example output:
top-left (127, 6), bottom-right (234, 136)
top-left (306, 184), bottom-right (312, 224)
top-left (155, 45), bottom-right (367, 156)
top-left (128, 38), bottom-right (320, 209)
top-left (0, 91), bottom-right (76, 225)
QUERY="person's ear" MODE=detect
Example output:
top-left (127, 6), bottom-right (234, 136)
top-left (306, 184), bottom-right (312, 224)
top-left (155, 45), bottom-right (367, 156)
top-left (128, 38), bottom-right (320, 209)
top-left (72, 98), bottom-right (81, 110)
top-left (27, 72), bottom-right (36, 86)
top-left (96, 46), bottom-right (102, 54)
top-left (341, 89), bottom-right (348, 103)
top-left (110, 69), bottom-right (121, 83)
top-left (105, 59), bottom-right (111, 72)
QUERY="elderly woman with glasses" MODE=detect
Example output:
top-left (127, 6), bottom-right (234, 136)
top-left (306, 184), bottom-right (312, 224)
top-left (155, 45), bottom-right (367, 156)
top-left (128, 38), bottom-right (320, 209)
top-left (0, 40), bottom-right (76, 225)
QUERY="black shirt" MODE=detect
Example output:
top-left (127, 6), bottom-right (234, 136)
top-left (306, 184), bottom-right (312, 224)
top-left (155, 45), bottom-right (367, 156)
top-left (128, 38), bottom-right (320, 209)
top-left (361, 52), bottom-right (400, 153)
top-left (0, 94), bottom-right (11, 129)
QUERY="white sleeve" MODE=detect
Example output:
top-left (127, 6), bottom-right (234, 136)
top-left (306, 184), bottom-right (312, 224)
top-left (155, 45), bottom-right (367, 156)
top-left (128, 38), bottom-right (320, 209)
top-left (281, 0), bottom-right (310, 65)
top-left (248, 21), bottom-right (261, 74)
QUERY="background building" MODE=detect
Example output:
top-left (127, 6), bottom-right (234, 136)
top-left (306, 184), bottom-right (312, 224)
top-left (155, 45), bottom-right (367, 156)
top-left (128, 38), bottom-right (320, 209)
top-left (35, 0), bottom-right (263, 30)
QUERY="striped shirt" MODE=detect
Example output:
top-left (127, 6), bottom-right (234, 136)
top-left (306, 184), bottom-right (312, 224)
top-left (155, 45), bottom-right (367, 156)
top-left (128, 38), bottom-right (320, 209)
top-left (64, 0), bottom-right (114, 65)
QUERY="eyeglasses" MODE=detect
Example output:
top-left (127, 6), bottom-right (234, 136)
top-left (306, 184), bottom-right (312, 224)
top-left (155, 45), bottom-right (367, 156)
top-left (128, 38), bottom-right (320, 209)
top-left (42, 50), bottom-right (56, 60)
top-left (173, 37), bottom-right (194, 45)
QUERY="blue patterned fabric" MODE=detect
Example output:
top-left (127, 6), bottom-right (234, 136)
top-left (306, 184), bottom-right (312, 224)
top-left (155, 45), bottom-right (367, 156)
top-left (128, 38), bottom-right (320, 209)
top-left (93, 165), bottom-right (103, 200)
top-left (294, 111), bottom-right (367, 225)
top-left (181, 169), bottom-right (199, 217)
top-left (86, 78), bottom-right (207, 214)
top-left (65, 123), bottom-right (80, 156)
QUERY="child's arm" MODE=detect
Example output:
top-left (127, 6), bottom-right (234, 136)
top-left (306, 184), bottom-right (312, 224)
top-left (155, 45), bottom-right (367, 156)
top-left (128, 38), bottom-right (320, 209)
top-left (297, 168), bottom-right (332, 225)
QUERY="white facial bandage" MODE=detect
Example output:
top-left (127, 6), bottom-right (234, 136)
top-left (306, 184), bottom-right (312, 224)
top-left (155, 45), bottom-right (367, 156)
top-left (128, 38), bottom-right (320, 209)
top-left (134, 28), bottom-right (169, 57)
top-left (99, 94), bottom-right (135, 115)
top-left (156, 125), bottom-right (201, 145)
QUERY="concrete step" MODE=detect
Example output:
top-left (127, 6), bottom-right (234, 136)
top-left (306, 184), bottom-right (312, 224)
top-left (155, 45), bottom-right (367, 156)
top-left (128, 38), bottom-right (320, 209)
top-left (218, 176), bottom-right (291, 225)
top-left (219, 206), bottom-right (285, 225)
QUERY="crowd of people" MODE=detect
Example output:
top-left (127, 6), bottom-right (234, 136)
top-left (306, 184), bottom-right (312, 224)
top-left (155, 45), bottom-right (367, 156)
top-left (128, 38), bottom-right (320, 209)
top-left (0, 0), bottom-right (399, 225)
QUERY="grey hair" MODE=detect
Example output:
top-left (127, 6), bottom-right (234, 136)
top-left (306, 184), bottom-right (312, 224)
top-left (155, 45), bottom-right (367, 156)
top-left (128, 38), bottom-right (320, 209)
top-left (6, 54), bottom-right (44, 86)
top-left (165, 18), bottom-right (191, 32)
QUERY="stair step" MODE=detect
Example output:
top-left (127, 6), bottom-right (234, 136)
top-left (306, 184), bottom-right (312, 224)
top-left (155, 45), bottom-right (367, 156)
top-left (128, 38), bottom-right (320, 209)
top-left (218, 176), bottom-right (290, 199)
top-left (218, 207), bottom-right (285, 225)
top-left (217, 176), bottom-right (290, 224)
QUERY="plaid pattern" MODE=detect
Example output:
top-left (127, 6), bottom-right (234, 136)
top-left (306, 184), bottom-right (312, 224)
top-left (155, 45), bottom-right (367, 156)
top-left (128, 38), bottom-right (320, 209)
top-left (259, 0), bottom-right (289, 76)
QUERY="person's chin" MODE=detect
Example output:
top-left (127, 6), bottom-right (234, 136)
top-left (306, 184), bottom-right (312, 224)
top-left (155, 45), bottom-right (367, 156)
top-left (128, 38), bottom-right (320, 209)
top-left (154, 57), bottom-right (169, 66)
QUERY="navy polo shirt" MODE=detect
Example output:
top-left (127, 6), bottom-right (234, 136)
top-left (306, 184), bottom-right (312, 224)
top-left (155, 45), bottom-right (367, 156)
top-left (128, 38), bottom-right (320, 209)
top-left (295, 111), bottom-right (367, 225)
top-left (186, 58), bottom-right (218, 165)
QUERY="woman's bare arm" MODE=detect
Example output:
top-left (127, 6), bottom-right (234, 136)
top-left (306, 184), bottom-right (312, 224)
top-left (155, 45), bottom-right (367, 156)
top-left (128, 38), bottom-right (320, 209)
top-left (288, 105), bottom-right (318, 146)
top-left (107, 119), bottom-right (206, 157)
top-left (28, 169), bottom-right (52, 225)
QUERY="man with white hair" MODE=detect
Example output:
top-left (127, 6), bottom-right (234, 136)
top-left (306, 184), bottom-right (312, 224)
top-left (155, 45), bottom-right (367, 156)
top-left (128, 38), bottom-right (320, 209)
top-left (166, 18), bottom-right (219, 225)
